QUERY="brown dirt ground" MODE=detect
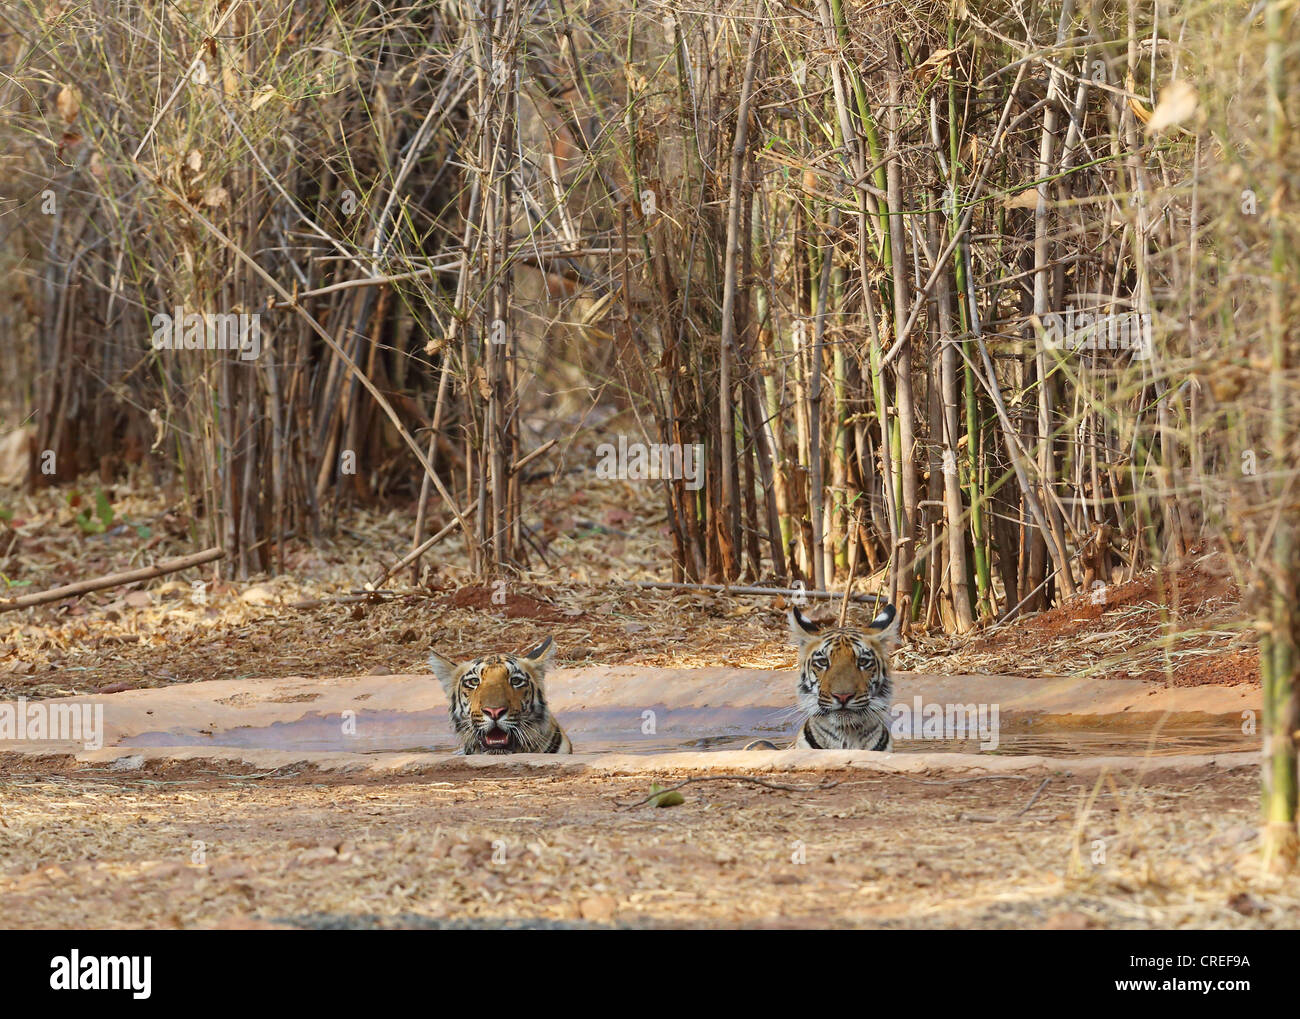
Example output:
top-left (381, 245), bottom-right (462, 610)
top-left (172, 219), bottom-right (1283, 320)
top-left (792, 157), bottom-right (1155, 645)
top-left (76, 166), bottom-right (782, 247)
top-left (0, 754), bottom-right (1295, 930)
top-left (0, 481), bottom-right (1259, 698)
top-left (0, 477), bottom-right (1276, 930)
top-left (914, 548), bottom-right (1256, 686)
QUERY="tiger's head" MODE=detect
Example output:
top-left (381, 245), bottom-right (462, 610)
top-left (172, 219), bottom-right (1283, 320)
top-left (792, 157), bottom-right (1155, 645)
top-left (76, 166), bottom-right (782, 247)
top-left (788, 604), bottom-right (899, 728)
top-left (429, 637), bottom-right (558, 754)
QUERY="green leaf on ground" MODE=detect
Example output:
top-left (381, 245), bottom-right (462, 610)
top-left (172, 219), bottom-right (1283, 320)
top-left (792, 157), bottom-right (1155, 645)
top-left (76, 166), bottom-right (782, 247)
top-left (648, 782), bottom-right (684, 808)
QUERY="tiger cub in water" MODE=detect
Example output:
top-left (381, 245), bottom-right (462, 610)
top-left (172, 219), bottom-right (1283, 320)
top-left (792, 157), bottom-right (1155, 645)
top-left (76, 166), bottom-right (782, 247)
top-left (749, 604), bottom-right (900, 751)
top-left (429, 636), bottom-right (572, 755)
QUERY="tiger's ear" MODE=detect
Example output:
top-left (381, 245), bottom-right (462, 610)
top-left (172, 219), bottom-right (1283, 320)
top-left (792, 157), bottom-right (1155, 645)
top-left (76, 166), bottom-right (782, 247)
top-left (428, 650), bottom-right (460, 698)
top-left (520, 635), bottom-right (555, 674)
top-left (788, 606), bottom-right (822, 645)
top-left (867, 603), bottom-right (900, 653)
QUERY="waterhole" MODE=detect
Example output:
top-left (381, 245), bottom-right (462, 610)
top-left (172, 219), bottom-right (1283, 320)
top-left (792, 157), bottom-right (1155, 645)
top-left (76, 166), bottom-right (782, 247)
top-left (119, 705), bottom-right (1259, 757)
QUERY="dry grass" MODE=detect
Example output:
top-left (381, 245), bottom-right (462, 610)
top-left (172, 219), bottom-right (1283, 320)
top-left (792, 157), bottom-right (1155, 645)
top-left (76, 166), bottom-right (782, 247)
top-left (0, 756), bottom-right (1293, 929)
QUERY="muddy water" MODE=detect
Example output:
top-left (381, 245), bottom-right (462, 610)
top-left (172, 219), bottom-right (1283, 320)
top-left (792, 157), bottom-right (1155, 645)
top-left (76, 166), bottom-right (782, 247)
top-left (120, 705), bottom-right (1259, 758)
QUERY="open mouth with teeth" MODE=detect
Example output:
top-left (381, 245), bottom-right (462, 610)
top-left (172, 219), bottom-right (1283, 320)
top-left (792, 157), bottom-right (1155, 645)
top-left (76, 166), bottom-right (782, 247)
top-left (479, 727), bottom-right (514, 751)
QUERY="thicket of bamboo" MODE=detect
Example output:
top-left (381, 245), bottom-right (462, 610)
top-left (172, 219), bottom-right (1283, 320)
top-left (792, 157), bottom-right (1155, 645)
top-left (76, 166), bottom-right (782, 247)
top-left (1, 1), bottom-right (1297, 859)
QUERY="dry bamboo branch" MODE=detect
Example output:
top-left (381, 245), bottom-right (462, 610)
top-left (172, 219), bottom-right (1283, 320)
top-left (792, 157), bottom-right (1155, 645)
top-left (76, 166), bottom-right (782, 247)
top-left (371, 498), bottom-right (480, 590)
top-left (0, 548), bottom-right (226, 613)
top-left (374, 441), bottom-right (552, 588)
top-left (717, 12), bottom-right (767, 577)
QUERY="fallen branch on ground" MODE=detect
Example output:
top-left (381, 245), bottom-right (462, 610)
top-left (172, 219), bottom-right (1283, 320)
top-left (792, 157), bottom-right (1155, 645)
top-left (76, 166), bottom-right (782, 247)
top-left (0, 547), bottom-right (225, 613)
top-left (890, 773), bottom-right (1034, 786)
top-left (1012, 776), bottom-right (1053, 817)
top-left (957, 776), bottom-right (1054, 823)
top-left (615, 774), bottom-right (841, 809)
top-left (633, 581), bottom-right (886, 603)
top-left (289, 591), bottom-right (397, 610)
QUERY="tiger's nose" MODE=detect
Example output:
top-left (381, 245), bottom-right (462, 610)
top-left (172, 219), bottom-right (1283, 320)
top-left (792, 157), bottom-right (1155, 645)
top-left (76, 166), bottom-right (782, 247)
top-left (833, 693), bottom-right (853, 706)
top-left (483, 706), bottom-right (507, 721)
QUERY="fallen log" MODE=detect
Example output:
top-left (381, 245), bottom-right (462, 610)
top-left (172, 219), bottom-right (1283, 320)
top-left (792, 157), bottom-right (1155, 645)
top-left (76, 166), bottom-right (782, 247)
top-left (631, 580), bottom-right (885, 603)
top-left (0, 547), bottom-right (226, 613)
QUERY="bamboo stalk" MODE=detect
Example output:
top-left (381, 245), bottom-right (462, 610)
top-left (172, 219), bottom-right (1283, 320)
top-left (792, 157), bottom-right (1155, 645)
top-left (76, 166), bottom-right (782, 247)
top-left (1261, 0), bottom-right (1298, 871)
top-left (718, 12), bottom-right (767, 581)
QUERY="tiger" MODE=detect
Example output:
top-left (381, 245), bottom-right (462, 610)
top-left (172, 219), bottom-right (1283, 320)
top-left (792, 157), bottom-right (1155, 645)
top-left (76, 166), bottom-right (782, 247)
top-left (747, 603), bottom-right (900, 752)
top-left (428, 636), bottom-right (572, 755)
